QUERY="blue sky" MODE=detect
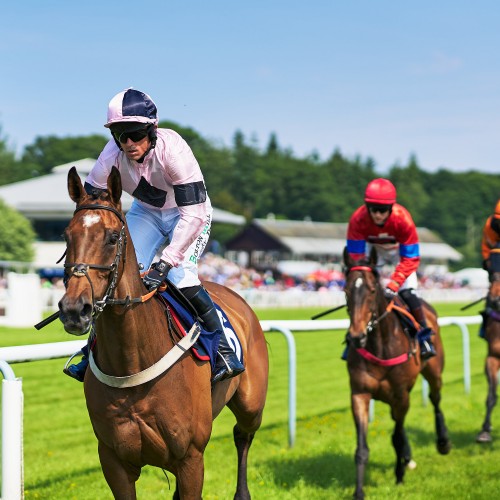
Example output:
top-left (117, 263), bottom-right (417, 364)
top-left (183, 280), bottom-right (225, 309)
top-left (1, 1), bottom-right (499, 173)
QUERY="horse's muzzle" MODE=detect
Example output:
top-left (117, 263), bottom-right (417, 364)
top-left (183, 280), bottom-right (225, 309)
top-left (58, 294), bottom-right (93, 336)
top-left (350, 332), bottom-right (367, 349)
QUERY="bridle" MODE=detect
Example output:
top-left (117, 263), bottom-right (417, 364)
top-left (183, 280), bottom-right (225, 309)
top-left (346, 265), bottom-right (386, 337)
top-left (63, 203), bottom-right (154, 322)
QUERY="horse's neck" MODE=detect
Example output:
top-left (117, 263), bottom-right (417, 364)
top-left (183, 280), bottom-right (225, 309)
top-left (94, 256), bottom-right (172, 375)
top-left (369, 294), bottom-right (400, 352)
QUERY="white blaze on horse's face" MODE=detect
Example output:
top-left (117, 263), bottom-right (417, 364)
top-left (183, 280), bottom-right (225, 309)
top-left (355, 277), bottom-right (363, 289)
top-left (83, 214), bottom-right (101, 228)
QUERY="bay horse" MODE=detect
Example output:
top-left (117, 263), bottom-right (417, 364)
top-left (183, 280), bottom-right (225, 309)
top-left (476, 271), bottom-right (500, 443)
top-left (58, 166), bottom-right (269, 499)
top-left (343, 248), bottom-right (451, 499)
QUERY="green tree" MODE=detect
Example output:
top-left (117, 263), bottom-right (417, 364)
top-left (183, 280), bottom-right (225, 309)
top-left (389, 155), bottom-right (430, 225)
top-left (21, 134), bottom-right (108, 176)
top-left (158, 120), bottom-right (241, 215)
top-left (0, 199), bottom-right (35, 261)
top-left (0, 125), bottom-right (36, 185)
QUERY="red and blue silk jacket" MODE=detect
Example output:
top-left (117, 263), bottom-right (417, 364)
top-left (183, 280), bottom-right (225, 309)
top-left (346, 203), bottom-right (420, 289)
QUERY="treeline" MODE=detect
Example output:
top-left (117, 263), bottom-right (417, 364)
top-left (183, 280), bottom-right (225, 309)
top-left (0, 122), bottom-right (498, 268)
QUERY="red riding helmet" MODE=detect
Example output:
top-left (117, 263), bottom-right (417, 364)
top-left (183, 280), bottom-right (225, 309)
top-left (364, 178), bottom-right (397, 204)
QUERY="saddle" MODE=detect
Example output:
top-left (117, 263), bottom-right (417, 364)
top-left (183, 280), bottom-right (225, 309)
top-left (157, 288), bottom-right (243, 371)
top-left (391, 298), bottom-right (433, 346)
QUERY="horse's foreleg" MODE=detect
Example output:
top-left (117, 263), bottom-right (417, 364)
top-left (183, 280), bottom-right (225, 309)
top-left (233, 424), bottom-right (255, 500)
top-left (98, 442), bottom-right (140, 500)
top-left (391, 423), bottom-right (410, 484)
top-left (477, 356), bottom-right (500, 443)
top-left (352, 393), bottom-right (370, 500)
top-left (422, 363), bottom-right (452, 454)
top-left (175, 451), bottom-right (204, 500)
top-left (390, 395), bottom-right (412, 484)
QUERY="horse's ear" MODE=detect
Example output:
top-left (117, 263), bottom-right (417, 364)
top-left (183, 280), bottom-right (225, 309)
top-left (68, 167), bottom-right (85, 204)
top-left (369, 246), bottom-right (378, 267)
top-left (107, 166), bottom-right (122, 206)
top-left (343, 246), bottom-right (352, 267)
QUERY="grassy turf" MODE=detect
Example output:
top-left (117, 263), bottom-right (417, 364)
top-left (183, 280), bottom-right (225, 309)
top-left (1, 302), bottom-right (498, 499)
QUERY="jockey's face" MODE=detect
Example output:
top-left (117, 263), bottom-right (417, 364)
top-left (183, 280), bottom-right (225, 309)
top-left (111, 124), bottom-right (152, 161)
top-left (368, 204), bottom-right (391, 226)
top-left (120, 134), bottom-right (151, 162)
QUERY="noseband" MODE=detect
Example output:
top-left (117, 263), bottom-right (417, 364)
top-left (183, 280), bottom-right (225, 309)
top-left (64, 204), bottom-right (127, 319)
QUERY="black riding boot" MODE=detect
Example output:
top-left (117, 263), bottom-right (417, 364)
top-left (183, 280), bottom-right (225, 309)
top-left (400, 289), bottom-right (436, 360)
top-left (183, 285), bottom-right (245, 384)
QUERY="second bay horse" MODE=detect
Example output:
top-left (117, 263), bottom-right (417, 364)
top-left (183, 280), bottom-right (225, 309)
top-left (476, 270), bottom-right (500, 443)
top-left (58, 166), bottom-right (269, 499)
top-left (343, 248), bottom-right (451, 499)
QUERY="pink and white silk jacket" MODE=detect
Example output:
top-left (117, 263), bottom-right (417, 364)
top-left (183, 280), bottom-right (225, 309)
top-left (85, 128), bottom-right (212, 267)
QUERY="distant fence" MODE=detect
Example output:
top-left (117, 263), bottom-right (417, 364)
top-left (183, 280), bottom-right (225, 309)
top-left (238, 288), bottom-right (487, 308)
top-left (0, 275), bottom-right (488, 317)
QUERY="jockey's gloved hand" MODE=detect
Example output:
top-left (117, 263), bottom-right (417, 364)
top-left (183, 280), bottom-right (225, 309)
top-left (143, 259), bottom-right (172, 291)
top-left (383, 286), bottom-right (398, 302)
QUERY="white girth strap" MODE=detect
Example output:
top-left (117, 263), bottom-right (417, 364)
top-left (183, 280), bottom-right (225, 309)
top-left (89, 323), bottom-right (201, 388)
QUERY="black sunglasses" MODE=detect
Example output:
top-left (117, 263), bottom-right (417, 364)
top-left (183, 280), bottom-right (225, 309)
top-left (112, 128), bottom-right (149, 144)
top-left (368, 204), bottom-right (392, 214)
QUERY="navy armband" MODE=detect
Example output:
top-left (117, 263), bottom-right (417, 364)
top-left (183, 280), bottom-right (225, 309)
top-left (173, 181), bottom-right (207, 206)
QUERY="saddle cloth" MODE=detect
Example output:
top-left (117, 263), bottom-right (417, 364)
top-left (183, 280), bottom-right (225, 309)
top-left (392, 298), bottom-right (433, 344)
top-left (158, 289), bottom-right (243, 371)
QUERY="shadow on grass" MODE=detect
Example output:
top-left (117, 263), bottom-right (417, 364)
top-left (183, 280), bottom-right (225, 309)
top-left (262, 449), bottom-right (353, 490)
top-left (258, 446), bottom-right (407, 493)
top-left (407, 423), bottom-right (500, 453)
top-left (25, 465), bottom-right (103, 491)
top-left (251, 408), bottom-right (402, 493)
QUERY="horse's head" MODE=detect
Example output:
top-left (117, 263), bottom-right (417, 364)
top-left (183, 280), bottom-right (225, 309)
top-left (58, 166), bottom-right (127, 335)
top-left (487, 252), bottom-right (500, 312)
top-left (343, 247), bottom-right (381, 349)
top-left (488, 272), bottom-right (500, 312)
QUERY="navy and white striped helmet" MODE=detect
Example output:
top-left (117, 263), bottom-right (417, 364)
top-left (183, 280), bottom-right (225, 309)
top-left (104, 88), bottom-right (158, 128)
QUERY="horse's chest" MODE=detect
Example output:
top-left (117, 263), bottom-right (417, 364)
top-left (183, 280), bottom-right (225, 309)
top-left (86, 388), bottom-right (189, 466)
top-left (98, 409), bottom-right (188, 465)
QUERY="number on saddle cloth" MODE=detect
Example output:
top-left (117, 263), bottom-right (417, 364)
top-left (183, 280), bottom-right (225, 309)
top-left (159, 289), bottom-right (243, 371)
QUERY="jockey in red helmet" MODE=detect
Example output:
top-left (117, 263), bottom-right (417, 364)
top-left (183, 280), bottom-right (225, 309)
top-left (343, 178), bottom-right (436, 360)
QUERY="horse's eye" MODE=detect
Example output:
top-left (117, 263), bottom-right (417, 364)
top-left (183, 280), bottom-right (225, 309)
top-left (107, 232), bottom-right (119, 245)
